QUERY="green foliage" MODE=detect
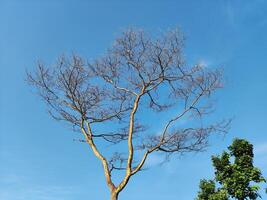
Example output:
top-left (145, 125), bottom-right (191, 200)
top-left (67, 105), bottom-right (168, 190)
top-left (196, 139), bottom-right (266, 200)
top-left (196, 179), bottom-right (229, 200)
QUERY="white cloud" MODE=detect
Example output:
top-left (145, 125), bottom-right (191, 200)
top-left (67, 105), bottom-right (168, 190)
top-left (198, 59), bottom-right (210, 68)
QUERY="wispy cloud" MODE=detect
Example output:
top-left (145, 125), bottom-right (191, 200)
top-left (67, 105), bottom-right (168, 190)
top-left (198, 59), bottom-right (211, 68)
top-left (254, 142), bottom-right (267, 169)
top-left (254, 142), bottom-right (267, 155)
top-left (145, 153), bottom-right (165, 168)
top-left (0, 186), bottom-right (76, 200)
top-left (223, 1), bottom-right (267, 29)
top-left (0, 174), bottom-right (80, 200)
top-left (224, 2), bottom-right (236, 27)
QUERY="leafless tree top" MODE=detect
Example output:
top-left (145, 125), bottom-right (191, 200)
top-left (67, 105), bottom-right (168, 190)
top-left (27, 28), bottom-right (230, 197)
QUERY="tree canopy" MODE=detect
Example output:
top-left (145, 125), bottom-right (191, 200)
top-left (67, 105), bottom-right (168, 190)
top-left (196, 138), bottom-right (266, 200)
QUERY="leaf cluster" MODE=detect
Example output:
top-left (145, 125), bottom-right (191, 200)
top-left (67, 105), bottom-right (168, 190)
top-left (196, 139), bottom-right (266, 200)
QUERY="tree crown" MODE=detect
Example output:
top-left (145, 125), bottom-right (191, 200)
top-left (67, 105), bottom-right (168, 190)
top-left (27, 28), bottom-right (230, 198)
top-left (197, 138), bottom-right (266, 200)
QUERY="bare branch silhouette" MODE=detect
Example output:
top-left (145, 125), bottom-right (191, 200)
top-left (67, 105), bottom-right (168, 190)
top-left (27, 28), bottom-right (230, 200)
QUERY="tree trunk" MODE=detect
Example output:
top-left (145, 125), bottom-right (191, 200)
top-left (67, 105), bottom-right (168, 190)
top-left (110, 192), bottom-right (118, 200)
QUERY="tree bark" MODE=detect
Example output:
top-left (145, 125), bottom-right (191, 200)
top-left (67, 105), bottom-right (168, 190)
top-left (110, 191), bottom-right (118, 200)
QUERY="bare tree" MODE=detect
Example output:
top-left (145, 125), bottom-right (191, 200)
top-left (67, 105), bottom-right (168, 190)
top-left (27, 28), bottom-right (230, 200)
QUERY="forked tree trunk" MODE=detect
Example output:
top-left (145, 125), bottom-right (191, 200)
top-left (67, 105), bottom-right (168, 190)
top-left (110, 191), bottom-right (118, 200)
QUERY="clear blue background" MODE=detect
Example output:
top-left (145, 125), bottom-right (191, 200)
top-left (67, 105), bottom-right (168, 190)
top-left (0, 0), bottom-right (266, 199)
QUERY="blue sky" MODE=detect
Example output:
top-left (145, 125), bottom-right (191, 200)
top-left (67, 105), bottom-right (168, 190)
top-left (0, 0), bottom-right (267, 199)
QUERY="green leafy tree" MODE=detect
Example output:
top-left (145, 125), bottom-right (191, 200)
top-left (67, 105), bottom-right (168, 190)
top-left (196, 179), bottom-right (228, 200)
top-left (196, 139), bottom-right (266, 200)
